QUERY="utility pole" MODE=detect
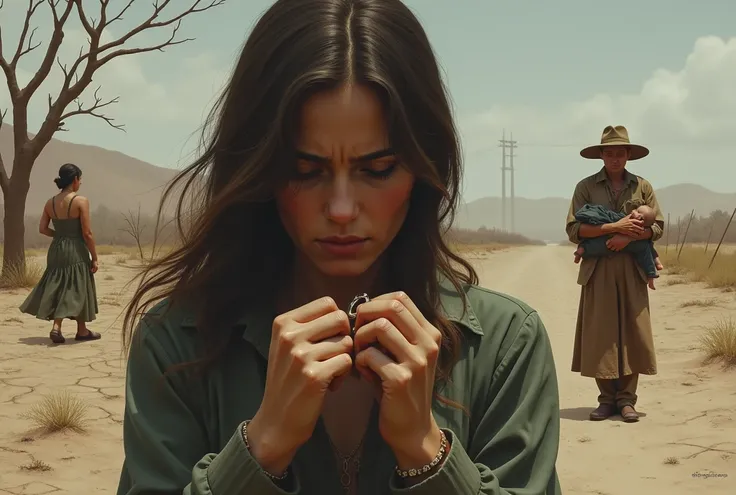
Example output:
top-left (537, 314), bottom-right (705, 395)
top-left (508, 133), bottom-right (517, 233)
top-left (499, 131), bottom-right (518, 232)
top-left (500, 130), bottom-right (507, 231)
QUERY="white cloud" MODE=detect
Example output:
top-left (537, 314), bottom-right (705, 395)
top-left (460, 36), bottom-right (736, 152)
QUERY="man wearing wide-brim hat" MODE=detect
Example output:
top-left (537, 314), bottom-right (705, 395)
top-left (565, 125), bottom-right (664, 422)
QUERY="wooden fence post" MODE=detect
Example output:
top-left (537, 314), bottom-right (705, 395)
top-left (708, 207), bottom-right (736, 269)
top-left (677, 209), bottom-right (695, 261)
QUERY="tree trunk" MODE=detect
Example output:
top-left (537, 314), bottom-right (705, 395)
top-left (1, 155), bottom-right (32, 280)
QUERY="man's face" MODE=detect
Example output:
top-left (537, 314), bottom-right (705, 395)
top-left (600, 146), bottom-right (629, 175)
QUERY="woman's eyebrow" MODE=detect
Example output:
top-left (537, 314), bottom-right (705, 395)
top-left (295, 148), bottom-right (395, 164)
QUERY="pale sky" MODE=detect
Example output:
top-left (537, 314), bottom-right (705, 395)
top-left (1, 0), bottom-right (735, 202)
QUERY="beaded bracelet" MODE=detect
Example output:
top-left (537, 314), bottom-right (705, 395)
top-left (395, 429), bottom-right (449, 478)
top-left (241, 420), bottom-right (289, 481)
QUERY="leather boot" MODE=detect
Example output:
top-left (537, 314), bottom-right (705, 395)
top-left (589, 403), bottom-right (616, 421)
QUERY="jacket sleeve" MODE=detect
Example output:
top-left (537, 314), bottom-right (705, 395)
top-left (388, 312), bottom-right (562, 495)
top-left (117, 315), bottom-right (299, 495)
top-left (575, 204), bottom-right (623, 226)
top-left (565, 181), bottom-right (590, 243)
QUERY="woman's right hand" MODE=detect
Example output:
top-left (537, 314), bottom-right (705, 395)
top-left (90, 260), bottom-right (99, 274)
top-left (613, 214), bottom-right (644, 236)
top-left (247, 297), bottom-right (354, 476)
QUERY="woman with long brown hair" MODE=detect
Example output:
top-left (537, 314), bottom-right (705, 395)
top-left (116, 1), bottom-right (562, 493)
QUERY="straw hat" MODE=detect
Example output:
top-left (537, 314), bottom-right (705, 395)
top-left (580, 125), bottom-right (649, 161)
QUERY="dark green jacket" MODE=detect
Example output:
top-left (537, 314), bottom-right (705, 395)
top-left (116, 283), bottom-right (562, 494)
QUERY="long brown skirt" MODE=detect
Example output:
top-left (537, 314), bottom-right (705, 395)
top-left (571, 254), bottom-right (657, 379)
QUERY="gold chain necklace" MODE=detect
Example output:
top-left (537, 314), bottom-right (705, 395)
top-left (329, 435), bottom-right (364, 493)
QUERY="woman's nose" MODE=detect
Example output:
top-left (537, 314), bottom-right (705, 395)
top-left (326, 175), bottom-right (358, 224)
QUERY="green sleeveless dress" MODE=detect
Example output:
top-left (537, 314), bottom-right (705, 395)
top-left (19, 195), bottom-right (99, 322)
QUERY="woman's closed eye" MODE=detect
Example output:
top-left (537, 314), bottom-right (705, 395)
top-left (292, 161), bottom-right (398, 182)
top-left (363, 160), bottom-right (398, 180)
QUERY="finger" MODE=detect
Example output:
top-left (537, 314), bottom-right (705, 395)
top-left (353, 317), bottom-right (414, 362)
top-left (313, 353), bottom-right (353, 384)
top-left (282, 296), bottom-right (339, 324)
top-left (301, 310), bottom-right (351, 342)
top-left (304, 335), bottom-right (353, 361)
top-left (355, 346), bottom-right (402, 383)
top-left (354, 298), bottom-right (422, 344)
top-left (371, 292), bottom-right (429, 326)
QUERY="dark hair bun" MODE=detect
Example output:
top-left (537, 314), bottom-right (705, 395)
top-left (55, 163), bottom-right (82, 190)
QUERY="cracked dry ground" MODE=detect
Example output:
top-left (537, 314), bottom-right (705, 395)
top-left (0, 254), bottom-right (133, 494)
top-left (1, 245), bottom-right (735, 494)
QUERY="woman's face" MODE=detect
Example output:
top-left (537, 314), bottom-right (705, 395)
top-left (72, 176), bottom-right (82, 192)
top-left (276, 83), bottom-right (415, 278)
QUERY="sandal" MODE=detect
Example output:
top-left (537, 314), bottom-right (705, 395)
top-left (49, 329), bottom-right (65, 344)
top-left (75, 330), bottom-right (102, 341)
top-left (620, 405), bottom-right (640, 423)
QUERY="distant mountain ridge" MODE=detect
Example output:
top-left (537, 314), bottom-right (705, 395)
top-left (2, 125), bottom-right (733, 242)
top-left (0, 125), bottom-right (177, 216)
top-left (455, 183), bottom-right (736, 241)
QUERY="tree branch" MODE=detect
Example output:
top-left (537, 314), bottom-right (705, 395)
top-left (58, 86), bottom-right (124, 131)
top-left (79, 0), bottom-right (226, 71)
top-left (0, 0), bottom-right (22, 102)
top-left (0, 108), bottom-right (8, 195)
top-left (20, 0), bottom-right (75, 103)
top-left (4, 0), bottom-right (224, 157)
top-left (11, 0), bottom-right (46, 67)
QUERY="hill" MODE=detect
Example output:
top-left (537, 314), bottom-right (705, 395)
top-left (455, 184), bottom-right (736, 242)
top-left (0, 124), bottom-right (177, 216)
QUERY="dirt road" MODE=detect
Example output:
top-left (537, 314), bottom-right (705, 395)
top-left (472, 244), bottom-right (735, 495)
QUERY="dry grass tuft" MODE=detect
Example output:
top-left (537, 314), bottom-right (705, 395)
top-left (20, 458), bottom-right (52, 471)
top-left (699, 317), bottom-right (736, 367)
top-left (20, 389), bottom-right (89, 433)
top-left (679, 298), bottom-right (718, 308)
top-left (663, 456), bottom-right (680, 465)
top-left (0, 258), bottom-right (43, 289)
top-left (659, 245), bottom-right (736, 288)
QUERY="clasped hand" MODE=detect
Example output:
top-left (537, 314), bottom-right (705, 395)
top-left (248, 292), bottom-right (443, 476)
top-left (352, 292), bottom-right (442, 456)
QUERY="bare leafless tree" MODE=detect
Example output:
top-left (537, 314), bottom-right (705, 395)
top-left (120, 204), bottom-right (145, 260)
top-left (0, 0), bottom-right (225, 280)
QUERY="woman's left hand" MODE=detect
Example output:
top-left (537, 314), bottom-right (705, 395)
top-left (352, 291), bottom-right (445, 471)
top-left (606, 234), bottom-right (633, 252)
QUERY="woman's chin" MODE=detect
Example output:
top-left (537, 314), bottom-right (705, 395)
top-left (314, 259), bottom-right (376, 278)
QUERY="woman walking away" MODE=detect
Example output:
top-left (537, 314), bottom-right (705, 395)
top-left (116, 1), bottom-right (562, 494)
top-left (19, 163), bottom-right (101, 344)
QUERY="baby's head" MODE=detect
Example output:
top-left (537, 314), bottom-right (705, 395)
top-left (631, 205), bottom-right (656, 227)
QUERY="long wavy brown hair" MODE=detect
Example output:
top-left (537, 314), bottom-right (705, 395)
top-left (122, 0), bottom-right (478, 386)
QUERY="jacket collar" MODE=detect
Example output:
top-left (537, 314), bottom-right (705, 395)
top-left (595, 166), bottom-right (637, 185)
